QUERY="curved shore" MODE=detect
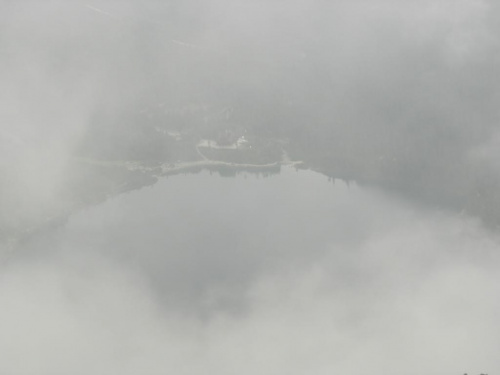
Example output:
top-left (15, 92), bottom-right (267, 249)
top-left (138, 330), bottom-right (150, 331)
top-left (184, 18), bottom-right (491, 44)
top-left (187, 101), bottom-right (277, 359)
top-left (74, 155), bottom-right (305, 175)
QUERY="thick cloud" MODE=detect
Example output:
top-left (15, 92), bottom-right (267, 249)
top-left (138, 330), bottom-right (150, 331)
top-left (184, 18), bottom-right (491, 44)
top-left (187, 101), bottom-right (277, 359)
top-left (2, 170), bottom-right (500, 374)
top-left (1, 1), bottom-right (500, 374)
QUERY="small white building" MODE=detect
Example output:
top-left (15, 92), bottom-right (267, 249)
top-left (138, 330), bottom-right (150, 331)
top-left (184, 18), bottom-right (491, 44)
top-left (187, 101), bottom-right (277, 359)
top-left (236, 136), bottom-right (249, 149)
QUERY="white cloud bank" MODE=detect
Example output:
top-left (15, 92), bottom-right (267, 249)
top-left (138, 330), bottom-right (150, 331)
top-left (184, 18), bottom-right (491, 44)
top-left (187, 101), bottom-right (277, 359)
top-left (1, 172), bottom-right (499, 375)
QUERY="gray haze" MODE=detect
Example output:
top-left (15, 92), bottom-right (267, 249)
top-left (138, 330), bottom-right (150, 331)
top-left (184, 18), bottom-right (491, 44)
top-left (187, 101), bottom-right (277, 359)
top-left (1, 0), bottom-right (500, 225)
top-left (1, 0), bottom-right (500, 374)
top-left (3, 170), bottom-right (500, 374)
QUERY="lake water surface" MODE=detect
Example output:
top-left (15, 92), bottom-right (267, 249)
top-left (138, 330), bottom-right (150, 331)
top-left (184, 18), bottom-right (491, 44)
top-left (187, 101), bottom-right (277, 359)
top-left (4, 167), bottom-right (500, 374)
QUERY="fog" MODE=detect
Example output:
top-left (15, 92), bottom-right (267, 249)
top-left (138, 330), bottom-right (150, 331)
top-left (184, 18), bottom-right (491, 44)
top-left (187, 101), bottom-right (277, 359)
top-left (3, 170), bottom-right (500, 374)
top-left (1, 0), bottom-right (500, 374)
top-left (2, 0), bottom-right (500, 224)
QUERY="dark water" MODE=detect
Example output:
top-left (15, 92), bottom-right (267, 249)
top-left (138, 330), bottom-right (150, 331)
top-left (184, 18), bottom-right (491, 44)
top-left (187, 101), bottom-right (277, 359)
top-left (5, 168), bottom-right (500, 374)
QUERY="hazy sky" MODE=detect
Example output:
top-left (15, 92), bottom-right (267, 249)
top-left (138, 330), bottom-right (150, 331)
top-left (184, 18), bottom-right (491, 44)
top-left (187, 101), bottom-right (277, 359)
top-left (1, 0), bottom-right (499, 221)
top-left (1, 1), bottom-right (500, 374)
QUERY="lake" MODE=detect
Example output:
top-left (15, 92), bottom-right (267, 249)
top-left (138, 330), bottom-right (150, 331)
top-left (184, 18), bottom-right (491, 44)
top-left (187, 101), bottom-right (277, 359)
top-left (4, 167), bottom-right (500, 374)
